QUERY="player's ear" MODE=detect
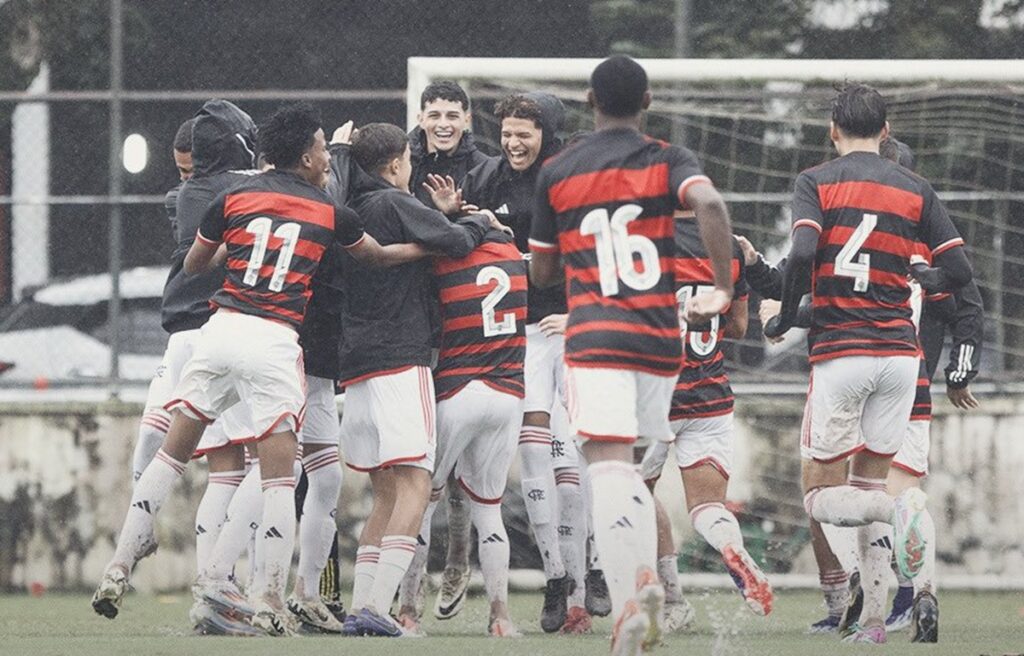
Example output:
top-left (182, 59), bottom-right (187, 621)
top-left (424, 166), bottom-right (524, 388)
top-left (586, 89), bottom-right (596, 110)
top-left (829, 121), bottom-right (840, 144)
top-left (879, 121), bottom-right (891, 142)
top-left (389, 155), bottom-right (401, 175)
top-left (464, 110), bottom-right (472, 129)
top-left (641, 90), bottom-right (652, 111)
top-left (300, 151), bottom-right (313, 169)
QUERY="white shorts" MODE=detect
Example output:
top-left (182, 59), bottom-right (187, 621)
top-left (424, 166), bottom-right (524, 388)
top-left (549, 400), bottom-right (579, 470)
top-left (566, 366), bottom-right (675, 444)
top-left (892, 419), bottom-right (930, 477)
top-left (524, 323), bottom-right (565, 414)
top-left (167, 311), bottom-right (306, 440)
top-left (144, 329), bottom-right (200, 410)
top-left (340, 366), bottom-right (436, 473)
top-left (193, 403), bottom-right (255, 458)
top-left (800, 355), bottom-right (918, 463)
top-left (433, 380), bottom-right (522, 503)
top-left (300, 375), bottom-right (340, 446)
top-left (639, 413), bottom-right (734, 482)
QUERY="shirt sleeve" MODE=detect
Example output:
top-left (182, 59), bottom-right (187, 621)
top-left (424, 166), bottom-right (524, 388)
top-left (791, 171), bottom-right (824, 233)
top-left (919, 183), bottom-right (964, 256)
top-left (529, 166), bottom-right (559, 253)
top-left (396, 196), bottom-right (487, 258)
top-left (668, 146), bottom-right (711, 210)
top-left (334, 204), bottom-right (367, 249)
top-left (196, 192), bottom-right (228, 245)
top-left (733, 243), bottom-right (750, 301)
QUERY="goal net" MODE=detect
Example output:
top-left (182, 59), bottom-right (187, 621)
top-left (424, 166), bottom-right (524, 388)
top-left (408, 58), bottom-right (1024, 588)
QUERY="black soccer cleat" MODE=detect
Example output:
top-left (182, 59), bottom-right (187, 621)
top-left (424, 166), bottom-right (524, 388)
top-left (838, 570), bottom-right (864, 637)
top-left (541, 574), bottom-right (572, 633)
top-left (585, 569), bottom-right (612, 617)
top-left (910, 590), bottom-right (938, 643)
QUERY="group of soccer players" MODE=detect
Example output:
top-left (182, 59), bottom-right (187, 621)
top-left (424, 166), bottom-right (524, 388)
top-left (91, 54), bottom-right (980, 652)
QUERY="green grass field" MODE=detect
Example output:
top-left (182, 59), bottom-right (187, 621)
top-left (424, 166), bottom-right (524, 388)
top-left (1, 590), bottom-right (1021, 656)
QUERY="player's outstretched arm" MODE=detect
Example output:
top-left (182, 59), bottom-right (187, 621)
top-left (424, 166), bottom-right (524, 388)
top-left (183, 238), bottom-right (225, 275)
top-left (529, 250), bottom-right (560, 289)
top-left (683, 183), bottom-right (734, 323)
top-left (345, 233), bottom-right (429, 268)
top-left (762, 226), bottom-right (816, 339)
top-left (910, 245), bottom-right (973, 294)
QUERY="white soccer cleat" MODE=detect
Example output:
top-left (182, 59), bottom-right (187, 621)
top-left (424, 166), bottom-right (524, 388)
top-left (434, 566), bottom-right (471, 620)
top-left (892, 488), bottom-right (928, 580)
top-left (488, 617), bottom-right (523, 638)
top-left (611, 600), bottom-right (651, 656)
top-left (91, 567), bottom-right (130, 619)
top-left (252, 598), bottom-right (298, 637)
top-left (287, 595), bottom-right (345, 633)
top-left (196, 578), bottom-right (255, 620)
top-left (662, 598), bottom-right (697, 633)
top-left (634, 566), bottom-right (666, 650)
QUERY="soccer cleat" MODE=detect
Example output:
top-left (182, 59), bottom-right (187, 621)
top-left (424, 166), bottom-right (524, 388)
top-left (287, 595), bottom-right (345, 633)
top-left (540, 574), bottom-right (572, 633)
top-left (396, 610), bottom-right (426, 637)
top-left (197, 579), bottom-right (255, 620)
top-left (91, 567), bottom-right (130, 619)
top-left (884, 585), bottom-right (914, 632)
top-left (611, 600), bottom-right (650, 656)
top-left (324, 599), bottom-right (347, 624)
top-left (585, 569), bottom-right (612, 617)
top-left (251, 599), bottom-right (298, 637)
top-left (841, 623), bottom-right (886, 644)
top-left (808, 614), bottom-right (841, 634)
top-left (635, 565), bottom-right (665, 650)
top-left (663, 599), bottom-right (697, 634)
top-left (189, 601), bottom-right (263, 637)
top-left (892, 487), bottom-right (928, 580)
top-left (910, 590), bottom-right (938, 643)
top-left (560, 606), bottom-right (593, 634)
top-left (433, 567), bottom-right (471, 620)
top-left (342, 612), bottom-right (361, 636)
top-left (488, 617), bottom-right (523, 638)
top-left (722, 545), bottom-right (774, 616)
top-left (837, 571), bottom-right (863, 637)
top-left (344, 607), bottom-right (403, 637)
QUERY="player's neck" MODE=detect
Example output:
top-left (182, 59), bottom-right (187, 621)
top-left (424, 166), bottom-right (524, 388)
top-left (834, 138), bottom-right (881, 157)
top-left (594, 111), bottom-right (642, 132)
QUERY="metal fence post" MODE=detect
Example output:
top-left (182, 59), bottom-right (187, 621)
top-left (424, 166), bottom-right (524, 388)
top-left (107, 0), bottom-right (123, 397)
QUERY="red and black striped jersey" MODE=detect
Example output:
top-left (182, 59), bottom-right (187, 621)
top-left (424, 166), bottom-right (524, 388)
top-left (910, 357), bottom-right (931, 421)
top-left (530, 128), bottom-right (711, 376)
top-left (197, 169), bottom-right (365, 328)
top-left (671, 220), bottom-right (748, 420)
top-left (791, 152), bottom-right (964, 363)
top-left (433, 233), bottom-right (528, 401)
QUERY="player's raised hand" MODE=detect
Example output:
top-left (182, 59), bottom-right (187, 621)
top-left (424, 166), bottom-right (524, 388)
top-left (538, 313), bottom-right (567, 336)
top-left (757, 299), bottom-right (785, 344)
top-left (947, 385), bottom-right (980, 410)
top-left (423, 174), bottom-right (463, 215)
top-left (475, 208), bottom-right (514, 237)
top-left (735, 235), bottom-right (760, 266)
top-left (683, 287), bottom-right (730, 325)
top-left (331, 121), bottom-right (355, 145)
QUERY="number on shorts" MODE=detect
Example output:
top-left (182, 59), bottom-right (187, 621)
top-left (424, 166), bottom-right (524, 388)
top-left (478, 265), bottom-right (517, 337)
top-left (579, 204), bottom-right (661, 297)
top-left (834, 213), bottom-right (877, 293)
top-left (676, 284), bottom-right (719, 357)
top-left (243, 217), bottom-right (301, 292)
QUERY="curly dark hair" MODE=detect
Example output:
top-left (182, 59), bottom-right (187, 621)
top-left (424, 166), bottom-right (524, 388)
top-left (258, 102), bottom-right (321, 169)
top-left (831, 82), bottom-right (887, 139)
top-left (421, 80), bottom-right (470, 111)
top-left (494, 94), bottom-right (543, 128)
top-left (590, 55), bottom-right (648, 118)
top-left (173, 117), bottom-right (196, 153)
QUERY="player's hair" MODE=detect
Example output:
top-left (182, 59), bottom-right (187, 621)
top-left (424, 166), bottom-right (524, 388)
top-left (351, 123), bottom-right (409, 174)
top-left (494, 94), bottom-right (544, 128)
top-left (831, 82), bottom-right (887, 138)
top-left (879, 136), bottom-right (916, 171)
top-left (589, 55), bottom-right (648, 118)
top-left (258, 102), bottom-right (322, 169)
top-left (173, 117), bottom-right (196, 153)
top-left (421, 80), bottom-right (470, 111)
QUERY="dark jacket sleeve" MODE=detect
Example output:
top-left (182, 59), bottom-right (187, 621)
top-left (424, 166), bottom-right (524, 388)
top-left (763, 231), bottom-right (815, 338)
top-left (393, 194), bottom-right (489, 258)
top-left (746, 256), bottom-right (785, 300)
top-left (943, 280), bottom-right (984, 388)
top-left (326, 144), bottom-right (354, 205)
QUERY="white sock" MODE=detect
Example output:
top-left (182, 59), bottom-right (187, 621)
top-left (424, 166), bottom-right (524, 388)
top-left (914, 508), bottom-right (937, 595)
top-left (398, 495), bottom-right (439, 613)
top-left (111, 449), bottom-right (185, 571)
top-left (658, 554), bottom-right (683, 604)
top-left (296, 449), bottom-right (342, 599)
top-left (857, 521), bottom-right (892, 627)
top-left (556, 468), bottom-right (587, 608)
top-left (580, 463), bottom-right (602, 573)
top-left (821, 523), bottom-right (860, 573)
top-left (195, 469), bottom-right (244, 571)
top-left (351, 545), bottom-right (380, 611)
top-left (804, 479), bottom-right (894, 527)
top-left (370, 535), bottom-right (418, 613)
top-left (690, 502), bottom-right (744, 553)
top-left (588, 460), bottom-right (656, 620)
top-left (203, 466), bottom-right (263, 582)
top-left (131, 410), bottom-right (168, 485)
top-left (260, 476), bottom-right (297, 603)
top-left (519, 426), bottom-right (565, 580)
top-left (819, 568), bottom-right (850, 617)
top-left (472, 500), bottom-right (510, 606)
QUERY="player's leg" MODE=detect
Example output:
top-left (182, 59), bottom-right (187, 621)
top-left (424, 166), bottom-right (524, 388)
top-left (808, 519), bottom-right (854, 633)
top-left (131, 331), bottom-right (193, 485)
top-left (351, 468), bottom-right (396, 614)
top-left (397, 487), bottom-right (442, 632)
top-left (551, 401), bottom-right (589, 632)
top-left (434, 479), bottom-right (472, 619)
top-left (195, 442), bottom-right (245, 573)
top-left (579, 458), bottom-right (612, 617)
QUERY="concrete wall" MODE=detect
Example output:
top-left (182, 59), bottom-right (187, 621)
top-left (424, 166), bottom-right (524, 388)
top-left (1, 393), bottom-right (1021, 592)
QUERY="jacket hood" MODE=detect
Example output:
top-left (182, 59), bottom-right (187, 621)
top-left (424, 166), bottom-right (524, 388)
top-left (408, 125), bottom-right (482, 163)
top-left (349, 161), bottom-right (394, 199)
top-left (191, 99), bottom-right (257, 176)
top-left (892, 138), bottom-right (916, 172)
top-left (523, 91), bottom-right (565, 162)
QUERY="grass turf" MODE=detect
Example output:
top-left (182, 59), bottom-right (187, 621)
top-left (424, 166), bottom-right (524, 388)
top-left (1, 589), bottom-right (1021, 655)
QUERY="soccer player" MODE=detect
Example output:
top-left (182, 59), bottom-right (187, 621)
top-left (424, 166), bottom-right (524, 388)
top-left (337, 122), bottom-right (499, 637)
top-left (639, 216), bottom-right (775, 619)
top-left (530, 55), bottom-right (736, 656)
top-left (763, 84), bottom-right (973, 644)
top-left (92, 103), bottom-right (421, 635)
top-left (458, 91), bottom-right (600, 633)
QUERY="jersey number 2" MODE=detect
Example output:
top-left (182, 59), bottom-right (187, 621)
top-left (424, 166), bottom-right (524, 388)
top-left (580, 204), bottom-right (660, 297)
top-left (834, 213), bottom-right (877, 293)
top-left (478, 266), bottom-right (517, 337)
top-left (243, 217), bottom-right (301, 292)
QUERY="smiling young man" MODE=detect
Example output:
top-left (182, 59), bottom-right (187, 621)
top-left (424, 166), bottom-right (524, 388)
top-left (409, 80), bottom-right (494, 210)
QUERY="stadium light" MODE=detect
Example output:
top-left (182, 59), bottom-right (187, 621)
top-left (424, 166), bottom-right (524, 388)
top-left (122, 133), bottom-right (148, 174)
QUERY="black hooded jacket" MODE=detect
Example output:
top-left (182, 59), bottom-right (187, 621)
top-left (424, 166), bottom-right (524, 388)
top-left (409, 126), bottom-right (493, 210)
top-left (160, 99), bottom-right (257, 334)
top-left (461, 92), bottom-right (567, 323)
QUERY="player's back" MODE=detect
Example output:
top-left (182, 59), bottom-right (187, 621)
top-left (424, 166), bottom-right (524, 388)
top-left (433, 231), bottom-right (527, 401)
top-left (794, 152), bottom-right (962, 362)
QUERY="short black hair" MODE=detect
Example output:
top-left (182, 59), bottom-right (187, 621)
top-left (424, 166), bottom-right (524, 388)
top-left (173, 118), bottom-right (196, 153)
top-left (494, 94), bottom-right (543, 128)
top-left (258, 102), bottom-right (321, 169)
top-left (831, 83), bottom-right (887, 138)
top-left (590, 55), bottom-right (648, 118)
top-left (351, 123), bottom-right (409, 174)
top-left (421, 80), bottom-right (470, 111)
top-left (879, 136), bottom-right (916, 171)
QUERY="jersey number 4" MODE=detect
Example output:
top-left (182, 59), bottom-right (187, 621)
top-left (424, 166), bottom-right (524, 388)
top-left (243, 217), bottom-right (301, 292)
top-left (580, 204), bottom-right (660, 297)
top-left (835, 213), bottom-right (877, 293)
top-left (478, 265), bottom-right (517, 338)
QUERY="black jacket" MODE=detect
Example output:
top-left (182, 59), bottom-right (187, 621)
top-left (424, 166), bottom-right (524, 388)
top-left (461, 92), bottom-right (567, 323)
top-left (409, 126), bottom-right (493, 210)
top-left (160, 100), bottom-right (257, 334)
